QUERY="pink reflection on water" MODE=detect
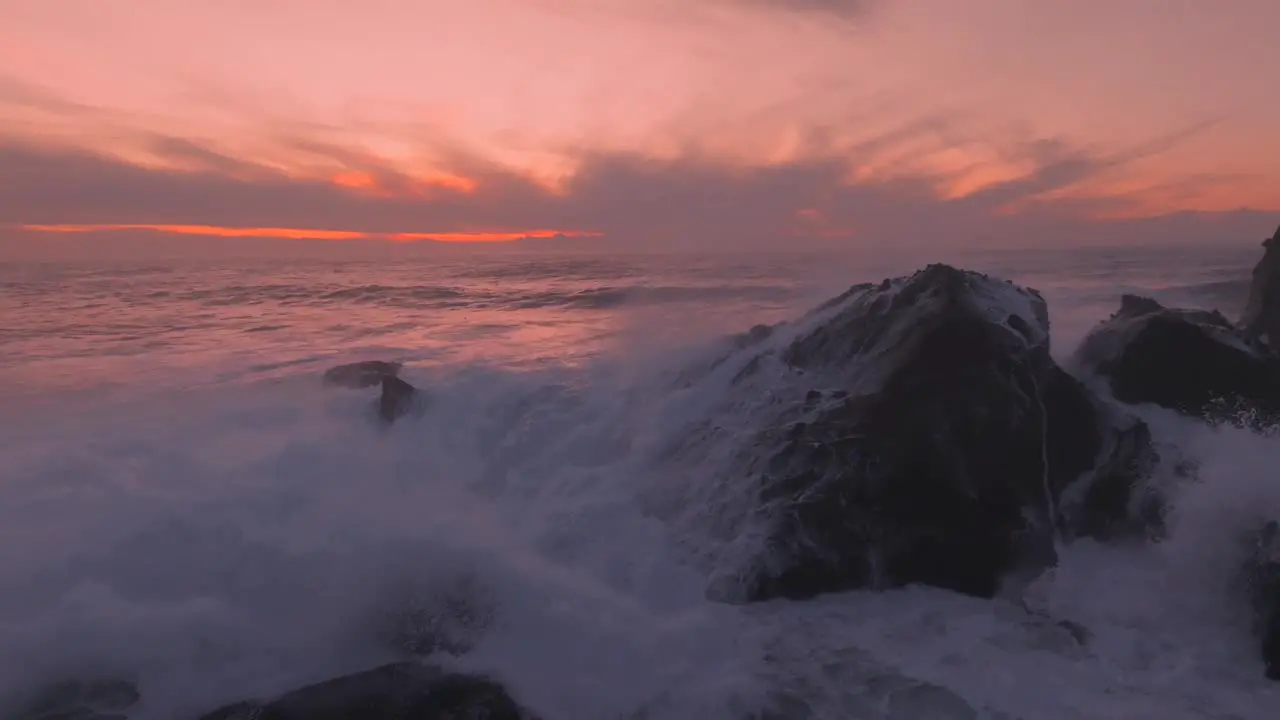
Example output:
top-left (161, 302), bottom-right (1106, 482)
top-left (0, 254), bottom-right (824, 408)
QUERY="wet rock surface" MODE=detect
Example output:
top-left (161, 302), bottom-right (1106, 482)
top-left (322, 360), bottom-right (403, 389)
top-left (1241, 520), bottom-right (1280, 681)
top-left (6, 678), bottom-right (140, 720)
top-left (1241, 225), bottom-right (1280, 346)
top-left (379, 374), bottom-right (421, 424)
top-left (322, 359), bottom-right (426, 424)
top-left (686, 264), bottom-right (1158, 604)
top-left (196, 662), bottom-right (540, 720)
top-left (1074, 294), bottom-right (1280, 424)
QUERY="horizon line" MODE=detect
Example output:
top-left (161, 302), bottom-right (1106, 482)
top-left (17, 224), bottom-right (606, 243)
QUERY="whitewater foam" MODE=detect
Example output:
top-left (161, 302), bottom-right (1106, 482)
top-left (3, 247), bottom-right (1280, 718)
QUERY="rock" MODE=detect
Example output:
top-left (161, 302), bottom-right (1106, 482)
top-left (323, 360), bottom-right (402, 389)
top-left (1074, 294), bottom-right (1280, 423)
top-left (5, 678), bottom-right (139, 720)
top-left (321, 360), bottom-right (423, 424)
top-left (379, 374), bottom-right (420, 424)
top-left (732, 323), bottom-right (776, 349)
top-left (880, 678), bottom-right (978, 720)
top-left (677, 264), bottom-right (1157, 603)
top-left (1241, 225), bottom-right (1280, 346)
top-left (1243, 520), bottom-right (1280, 681)
top-left (1056, 413), bottom-right (1164, 542)
top-left (196, 662), bottom-right (540, 720)
top-left (196, 701), bottom-right (260, 720)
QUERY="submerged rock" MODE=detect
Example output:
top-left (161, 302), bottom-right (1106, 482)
top-left (1074, 294), bottom-right (1280, 423)
top-left (672, 264), bottom-right (1158, 604)
top-left (1242, 225), bottom-right (1280, 346)
top-left (322, 360), bottom-right (403, 389)
top-left (196, 662), bottom-right (540, 720)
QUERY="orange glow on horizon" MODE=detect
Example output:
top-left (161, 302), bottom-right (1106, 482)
top-left (20, 224), bottom-right (604, 243)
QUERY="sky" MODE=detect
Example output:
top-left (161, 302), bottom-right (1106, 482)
top-left (1, 0), bottom-right (1278, 253)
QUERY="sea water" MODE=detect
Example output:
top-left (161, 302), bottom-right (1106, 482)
top-left (1, 241), bottom-right (1277, 718)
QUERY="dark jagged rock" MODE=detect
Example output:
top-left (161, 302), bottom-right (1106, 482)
top-left (683, 264), bottom-right (1158, 603)
top-left (732, 323), bottom-right (776, 350)
top-left (321, 360), bottom-right (423, 424)
top-left (322, 360), bottom-right (402, 389)
top-left (379, 374), bottom-right (420, 424)
top-left (1242, 521), bottom-right (1280, 681)
top-left (196, 662), bottom-right (540, 720)
top-left (1056, 413), bottom-right (1164, 542)
top-left (5, 678), bottom-right (139, 720)
top-left (1074, 294), bottom-right (1280, 423)
top-left (196, 701), bottom-right (260, 720)
top-left (1242, 225), bottom-right (1280, 346)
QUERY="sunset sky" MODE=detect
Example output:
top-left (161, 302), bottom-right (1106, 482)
top-left (2, 0), bottom-right (1278, 251)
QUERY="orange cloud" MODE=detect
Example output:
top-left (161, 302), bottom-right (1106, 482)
top-left (20, 223), bottom-right (603, 243)
top-left (329, 169), bottom-right (479, 197)
top-left (416, 172), bottom-right (479, 194)
top-left (386, 229), bottom-right (598, 243)
top-left (330, 171), bottom-right (378, 191)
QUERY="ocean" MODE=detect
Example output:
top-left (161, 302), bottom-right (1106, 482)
top-left (1, 241), bottom-right (1277, 719)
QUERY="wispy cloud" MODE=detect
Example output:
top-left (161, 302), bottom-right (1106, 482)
top-left (2, 128), bottom-right (1273, 251)
top-left (0, 41), bottom-right (1274, 253)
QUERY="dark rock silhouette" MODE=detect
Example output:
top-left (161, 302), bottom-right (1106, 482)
top-left (1074, 294), bottom-right (1280, 423)
top-left (697, 264), bottom-right (1158, 603)
top-left (321, 360), bottom-right (422, 424)
top-left (379, 374), bottom-right (420, 423)
top-left (1057, 412), bottom-right (1164, 542)
top-left (322, 360), bottom-right (403, 388)
top-left (1242, 225), bottom-right (1280, 346)
top-left (1242, 521), bottom-right (1280, 681)
top-left (6, 678), bottom-right (139, 720)
top-left (196, 662), bottom-right (540, 720)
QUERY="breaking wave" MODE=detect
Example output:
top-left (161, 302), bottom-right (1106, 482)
top-left (2, 247), bottom-right (1280, 718)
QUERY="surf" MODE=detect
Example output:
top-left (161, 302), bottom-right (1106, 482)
top-left (2, 243), bottom-right (1279, 718)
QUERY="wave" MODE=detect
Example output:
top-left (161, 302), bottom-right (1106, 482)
top-left (7, 280), bottom-right (802, 314)
top-left (3, 269), bottom-right (1280, 718)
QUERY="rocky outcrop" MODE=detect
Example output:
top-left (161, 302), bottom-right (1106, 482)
top-left (321, 360), bottom-right (423, 424)
top-left (5, 678), bottom-right (139, 720)
top-left (672, 264), bottom-right (1159, 604)
top-left (1242, 225), bottom-right (1280, 346)
top-left (4, 575), bottom-right (522, 719)
top-left (322, 360), bottom-right (402, 389)
top-left (379, 375), bottom-right (420, 423)
top-left (1, 664), bottom-right (540, 720)
top-left (1074, 294), bottom-right (1280, 423)
top-left (197, 662), bottom-right (540, 720)
top-left (1242, 521), bottom-right (1280, 680)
